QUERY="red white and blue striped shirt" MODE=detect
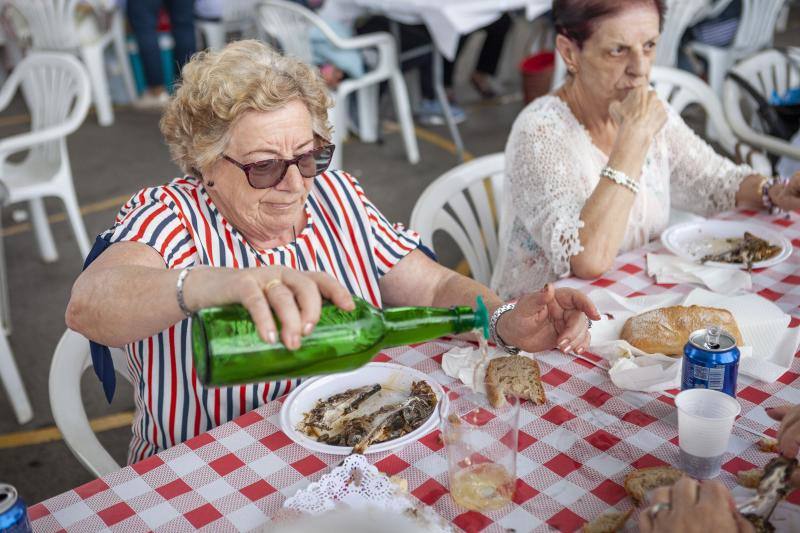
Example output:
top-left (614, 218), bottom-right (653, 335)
top-left (98, 171), bottom-right (420, 463)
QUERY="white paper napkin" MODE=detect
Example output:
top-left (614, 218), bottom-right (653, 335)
top-left (441, 344), bottom-right (507, 393)
top-left (647, 253), bottom-right (752, 294)
top-left (588, 288), bottom-right (798, 390)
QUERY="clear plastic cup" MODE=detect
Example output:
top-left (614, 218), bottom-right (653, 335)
top-left (675, 388), bottom-right (741, 479)
top-left (440, 384), bottom-right (519, 512)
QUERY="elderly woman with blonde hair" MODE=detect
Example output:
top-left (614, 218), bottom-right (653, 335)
top-left (66, 40), bottom-right (599, 461)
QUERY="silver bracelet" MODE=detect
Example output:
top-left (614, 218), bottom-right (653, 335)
top-left (489, 303), bottom-right (520, 355)
top-left (176, 266), bottom-right (196, 317)
top-left (600, 166), bottom-right (639, 194)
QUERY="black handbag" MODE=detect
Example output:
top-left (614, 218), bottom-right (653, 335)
top-left (726, 70), bottom-right (800, 142)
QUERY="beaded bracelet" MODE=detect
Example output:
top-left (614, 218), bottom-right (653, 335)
top-left (600, 166), bottom-right (639, 194)
top-left (762, 176), bottom-right (789, 215)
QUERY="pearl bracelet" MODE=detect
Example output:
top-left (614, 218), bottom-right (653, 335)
top-left (600, 166), bottom-right (639, 194)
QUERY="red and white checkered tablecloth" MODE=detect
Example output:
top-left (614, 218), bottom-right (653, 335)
top-left (29, 210), bottom-right (800, 532)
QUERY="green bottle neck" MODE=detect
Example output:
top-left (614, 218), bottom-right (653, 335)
top-left (380, 305), bottom-right (484, 348)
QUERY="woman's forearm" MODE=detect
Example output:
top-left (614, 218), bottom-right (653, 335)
top-left (572, 129), bottom-right (649, 278)
top-left (66, 265), bottom-right (188, 347)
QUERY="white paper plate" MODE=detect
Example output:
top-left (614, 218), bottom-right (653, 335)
top-left (660, 220), bottom-right (792, 270)
top-left (279, 363), bottom-right (446, 455)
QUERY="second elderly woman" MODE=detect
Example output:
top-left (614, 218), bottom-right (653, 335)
top-left (491, 0), bottom-right (800, 300)
top-left (66, 40), bottom-right (599, 462)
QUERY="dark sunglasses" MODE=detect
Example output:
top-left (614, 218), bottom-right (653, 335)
top-left (222, 144), bottom-right (335, 189)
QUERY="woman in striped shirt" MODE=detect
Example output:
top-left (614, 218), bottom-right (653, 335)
top-left (66, 40), bottom-right (599, 462)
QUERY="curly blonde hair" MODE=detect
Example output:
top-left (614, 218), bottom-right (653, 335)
top-left (160, 40), bottom-right (333, 175)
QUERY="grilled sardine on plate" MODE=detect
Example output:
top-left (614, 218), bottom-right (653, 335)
top-left (701, 232), bottom-right (782, 271)
top-left (299, 380), bottom-right (437, 453)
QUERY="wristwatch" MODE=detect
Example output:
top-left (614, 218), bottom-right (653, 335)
top-left (490, 303), bottom-right (520, 355)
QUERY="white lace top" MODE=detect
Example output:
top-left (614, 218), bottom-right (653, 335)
top-left (490, 95), bottom-right (754, 300)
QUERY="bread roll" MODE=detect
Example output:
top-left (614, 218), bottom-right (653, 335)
top-left (624, 466), bottom-right (683, 505)
top-left (620, 305), bottom-right (743, 357)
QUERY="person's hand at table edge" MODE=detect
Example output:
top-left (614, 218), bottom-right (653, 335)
top-left (495, 284), bottom-right (601, 355)
top-left (640, 477), bottom-right (754, 533)
top-left (767, 404), bottom-right (800, 487)
top-left (769, 171), bottom-right (800, 212)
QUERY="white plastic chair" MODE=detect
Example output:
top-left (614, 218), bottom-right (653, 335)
top-left (49, 329), bottom-right (129, 477)
top-left (3, 0), bottom-right (137, 127)
top-left (0, 52), bottom-right (92, 262)
top-left (687, 0), bottom-right (788, 95)
top-left (410, 153), bottom-right (504, 285)
top-left (723, 48), bottom-right (800, 163)
top-left (0, 179), bottom-right (31, 425)
top-left (196, 0), bottom-right (259, 51)
top-left (257, 0), bottom-right (419, 171)
top-left (655, 0), bottom-right (708, 67)
top-left (650, 65), bottom-right (771, 175)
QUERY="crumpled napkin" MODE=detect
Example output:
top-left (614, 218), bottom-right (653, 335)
top-left (441, 345), bottom-right (507, 393)
top-left (647, 253), bottom-right (752, 294)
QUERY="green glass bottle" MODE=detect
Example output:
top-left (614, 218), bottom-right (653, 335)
top-left (191, 296), bottom-right (489, 386)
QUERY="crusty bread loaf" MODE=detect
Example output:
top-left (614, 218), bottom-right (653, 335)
top-left (582, 509), bottom-right (633, 533)
top-left (624, 466), bottom-right (683, 505)
top-left (737, 468), bottom-right (763, 489)
top-left (620, 305), bottom-right (743, 357)
top-left (485, 355), bottom-right (546, 408)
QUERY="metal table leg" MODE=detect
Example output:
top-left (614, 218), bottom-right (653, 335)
top-left (432, 48), bottom-right (465, 161)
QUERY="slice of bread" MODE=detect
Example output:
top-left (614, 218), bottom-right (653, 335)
top-left (737, 467), bottom-right (764, 489)
top-left (757, 437), bottom-right (779, 454)
top-left (582, 509), bottom-right (633, 533)
top-left (485, 355), bottom-right (546, 408)
top-left (624, 466), bottom-right (683, 505)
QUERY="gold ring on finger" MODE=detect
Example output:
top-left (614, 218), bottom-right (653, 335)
top-left (264, 278), bottom-right (283, 294)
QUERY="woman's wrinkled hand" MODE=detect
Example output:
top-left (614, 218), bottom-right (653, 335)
top-left (187, 266), bottom-right (354, 350)
top-left (770, 171), bottom-right (800, 212)
top-left (766, 404), bottom-right (800, 488)
top-left (496, 284), bottom-right (601, 354)
top-left (609, 85), bottom-right (667, 143)
top-left (639, 478), bottom-right (754, 533)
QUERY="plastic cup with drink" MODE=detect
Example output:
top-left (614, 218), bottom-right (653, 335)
top-left (440, 384), bottom-right (519, 512)
top-left (675, 388), bottom-right (741, 479)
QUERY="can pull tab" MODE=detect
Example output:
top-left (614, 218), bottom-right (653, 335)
top-left (705, 325), bottom-right (721, 349)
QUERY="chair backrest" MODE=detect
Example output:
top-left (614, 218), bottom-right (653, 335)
top-left (651, 65), bottom-right (771, 182)
top-left (0, 52), bottom-right (90, 161)
top-left (655, 0), bottom-right (707, 67)
top-left (1, 0), bottom-right (81, 50)
top-left (651, 65), bottom-right (739, 151)
top-left (410, 153), bottom-right (505, 286)
top-left (731, 0), bottom-right (786, 51)
top-left (257, 0), bottom-right (316, 64)
top-left (723, 48), bottom-right (800, 160)
top-left (49, 329), bottom-right (130, 477)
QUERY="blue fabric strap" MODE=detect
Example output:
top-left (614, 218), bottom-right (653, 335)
top-left (83, 235), bottom-right (117, 403)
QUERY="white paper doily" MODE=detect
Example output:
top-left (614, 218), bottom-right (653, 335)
top-left (282, 454), bottom-right (451, 532)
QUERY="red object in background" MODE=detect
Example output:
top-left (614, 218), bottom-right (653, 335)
top-left (519, 51), bottom-right (555, 104)
top-left (157, 8), bottom-right (171, 32)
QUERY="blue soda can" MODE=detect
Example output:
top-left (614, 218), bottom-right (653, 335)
top-left (681, 325), bottom-right (740, 398)
top-left (0, 484), bottom-right (31, 533)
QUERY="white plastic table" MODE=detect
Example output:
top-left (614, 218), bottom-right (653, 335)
top-left (320, 0), bottom-right (553, 160)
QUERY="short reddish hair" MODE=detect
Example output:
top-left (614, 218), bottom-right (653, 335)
top-left (553, 0), bottom-right (666, 48)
